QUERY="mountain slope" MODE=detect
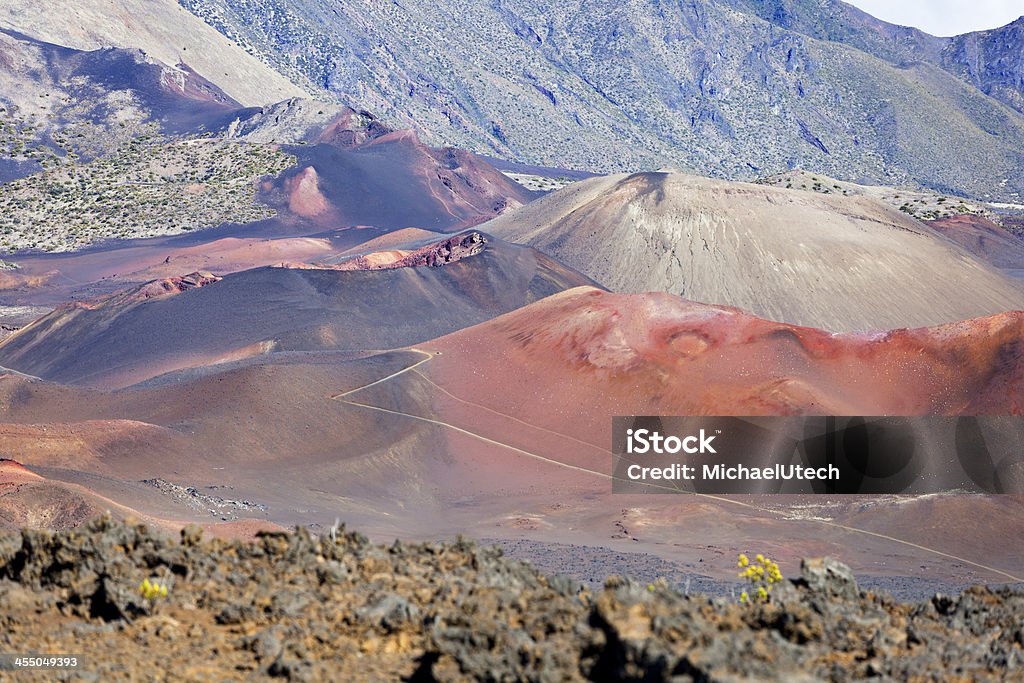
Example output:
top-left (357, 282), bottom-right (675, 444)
top-left (722, 0), bottom-right (945, 65)
top-left (255, 115), bottom-right (537, 232)
top-left (941, 17), bottom-right (1024, 114)
top-left (726, 2), bottom-right (1024, 116)
top-left (2, 287), bottom-right (1022, 578)
top-left (927, 215), bottom-right (1024, 272)
top-left (0, 232), bottom-right (597, 388)
top-left (418, 287), bottom-right (1024, 423)
top-left (0, 0), bottom-right (306, 106)
top-left (0, 28), bottom-right (267, 184)
top-left (484, 172), bottom-right (1024, 331)
top-left (176, 0), bottom-right (1024, 200)
top-left (0, 29), bottom-right (241, 131)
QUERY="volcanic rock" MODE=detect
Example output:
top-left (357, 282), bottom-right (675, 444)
top-left (0, 517), bottom-right (1020, 680)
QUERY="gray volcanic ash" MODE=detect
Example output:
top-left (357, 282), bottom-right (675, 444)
top-left (0, 234), bottom-right (597, 388)
top-left (485, 172), bottom-right (1024, 331)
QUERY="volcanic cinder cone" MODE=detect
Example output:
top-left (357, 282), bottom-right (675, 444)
top-left (485, 172), bottom-right (1024, 331)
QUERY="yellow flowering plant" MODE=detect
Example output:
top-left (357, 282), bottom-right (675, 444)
top-left (139, 577), bottom-right (170, 601)
top-left (737, 553), bottom-right (783, 603)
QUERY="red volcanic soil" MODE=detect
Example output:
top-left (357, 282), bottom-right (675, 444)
top-left (2, 286), bottom-right (1023, 577)
top-left (0, 420), bottom-right (192, 478)
top-left (284, 166), bottom-right (331, 218)
top-left (929, 214), bottom-right (1024, 270)
top-left (417, 287), bottom-right (1024, 427)
top-left (261, 124), bottom-right (535, 231)
top-left (336, 228), bottom-right (443, 256)
top-left (0, 269), bottom-right (55, 292)
top-left (0, 231), bottom-right (382, 306)
top-left (0, 453), bottom-right (274, 534)
top-left (200, 519), bottom-right (289, 541)
top-left (123, 235), bottom-right (357, 279)
top-left (84, 271), bottom-right (220, 308)
top-left (0, 114), bottom-right (534, 308)
top-left (0, 458), bottom-right (43, 485)
top-left (0, 457), bottom-right (121, 531)
top-left (335, 288), bottom-right (1024, 578)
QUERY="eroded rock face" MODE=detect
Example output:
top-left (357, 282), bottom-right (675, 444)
top-left (0, 517), bottom-right (1021, 681)
top-left (797, 557), bottom-right (860, 601)
top-left (84, 271), bottom-right (222, 308)
top-left (408, 231), bottom-right (487, 268)
top-left (334, 232), bottom-right (488, 271)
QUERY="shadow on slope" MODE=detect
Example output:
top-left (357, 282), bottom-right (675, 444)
top-left (0, 233), bottom-right (598, 388)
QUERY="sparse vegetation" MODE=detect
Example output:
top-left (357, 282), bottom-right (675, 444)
top-left (501, 171), bottom-right (576, 192)
top-left (179, 0), bottom-right (1024, 201)
top-left (0, 105), bottom-right (50, 164)
top-left (758, 170), bottom-right (988, 220)
top-left (0, 137), bottom-right (295, 253)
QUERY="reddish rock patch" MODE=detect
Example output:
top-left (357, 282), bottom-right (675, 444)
top-left (284, 166), bottom-right (331, 218)
top-left (80, 271), bottom-right (221, 309)
top-left (929, 214), bottom-right (1024, 269)
top-left (337, 232), bottom-right (487, 270)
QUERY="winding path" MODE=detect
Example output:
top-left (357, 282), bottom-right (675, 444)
top-left (329, 352), bottom-right (1024, 583)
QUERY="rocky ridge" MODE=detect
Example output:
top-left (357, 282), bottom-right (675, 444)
top-left (294, 232), bottom-right (489, 271)
top-left (0, 517), bottom-right (1020, 681)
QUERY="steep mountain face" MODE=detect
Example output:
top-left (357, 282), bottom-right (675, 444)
top-left (941, 18), bottom-right (1024, 115)
top-left (176, 0), bottom-right (1024, 200)
top-left (0, 26), bottom-right (534, 252)
top-left (0, 29), bottom-right (242, 134)
top-left (726, 2), bottom-right (1024, 116)
top-left (0, 29), bottom-right (250, 182)
top-left (722, 0), bottom-right (946, 66)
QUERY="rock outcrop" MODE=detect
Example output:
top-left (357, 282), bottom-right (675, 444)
top-left (0, 517), bottom-right (1020, 680)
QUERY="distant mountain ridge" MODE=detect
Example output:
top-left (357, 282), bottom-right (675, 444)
top-left (941, 17), bottom-right (1024, 114)
top-left (169, 0), bottom-right (1024, 200)
top-left (726, 1), bottom-right (1024, 114)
